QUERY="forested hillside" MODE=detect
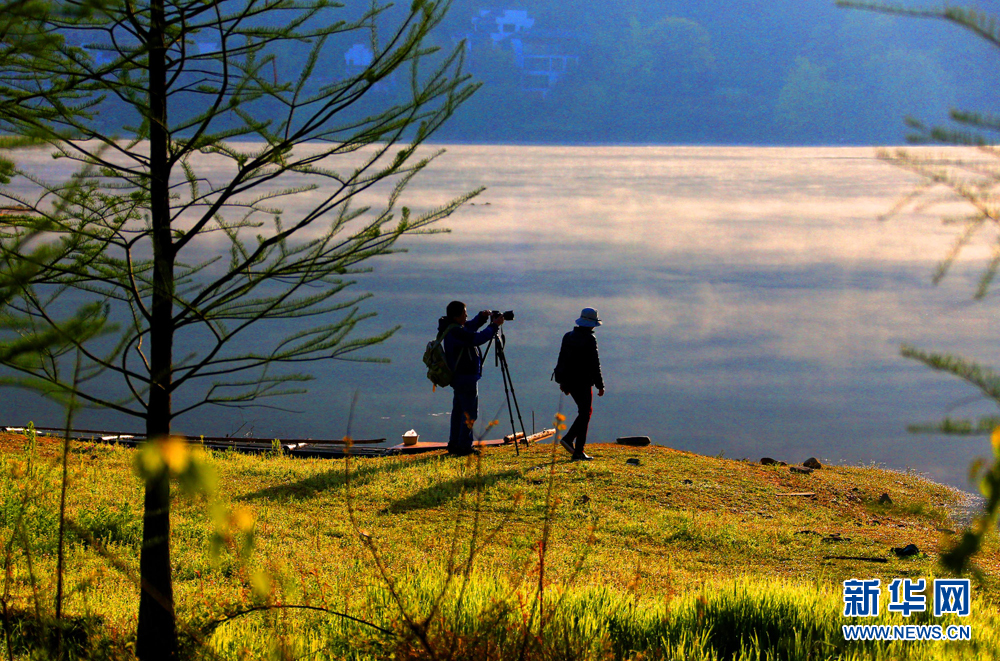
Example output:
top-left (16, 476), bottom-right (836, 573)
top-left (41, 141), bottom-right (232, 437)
top-left (429, 0), bottom-right (997, 144)
top-left (77, 1), bottom-right (1000, 144)
top-left (443, 1), bottom-right (998, 143)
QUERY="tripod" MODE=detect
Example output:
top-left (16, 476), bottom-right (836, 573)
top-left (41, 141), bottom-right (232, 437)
top-left (485, 328), bottom-right (528, 456)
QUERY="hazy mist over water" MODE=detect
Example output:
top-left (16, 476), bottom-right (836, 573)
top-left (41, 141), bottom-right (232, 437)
top-left (5, 144), bottom-right (998, 491)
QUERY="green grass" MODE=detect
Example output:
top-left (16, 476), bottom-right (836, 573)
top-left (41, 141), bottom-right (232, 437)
top-left (0, 431), bottom-right (998, 659)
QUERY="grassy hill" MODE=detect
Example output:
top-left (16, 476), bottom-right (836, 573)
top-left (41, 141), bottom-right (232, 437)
top-left (1, 430), bottom-right (998, 659)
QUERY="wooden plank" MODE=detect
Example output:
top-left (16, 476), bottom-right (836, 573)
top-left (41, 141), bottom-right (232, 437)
top-left (390, 438), bottom-right (507, 455)
top-left (521, 429), bottom-right (556, 444)
top-left (388, 429), bottom-right (556, 454)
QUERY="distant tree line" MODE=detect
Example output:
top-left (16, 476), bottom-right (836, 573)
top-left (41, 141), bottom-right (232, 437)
top-left (58, 0), bottom-right (998, 145)
top-left (325, 0), bottom-right (1000, 145)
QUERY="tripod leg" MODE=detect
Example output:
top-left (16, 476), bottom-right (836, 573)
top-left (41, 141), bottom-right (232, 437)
top-left (499, 349), bottom-right (529, 450)
top-left (498, 351), bottom-right (519, 455)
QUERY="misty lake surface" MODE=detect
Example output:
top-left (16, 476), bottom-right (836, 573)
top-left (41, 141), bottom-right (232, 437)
top-left (6, 144), bottom-right (999, 491)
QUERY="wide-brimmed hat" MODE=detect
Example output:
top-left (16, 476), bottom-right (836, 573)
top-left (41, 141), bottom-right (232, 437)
top-left (576, 307), bottom-right (602, 328)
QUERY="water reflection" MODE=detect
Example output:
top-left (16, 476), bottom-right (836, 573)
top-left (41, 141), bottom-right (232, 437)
top-left (4, 145), bottom-right (996, 490)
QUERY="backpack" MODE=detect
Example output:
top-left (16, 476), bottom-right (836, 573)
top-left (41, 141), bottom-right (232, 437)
top-left (423, 324), bottom-right (459, 389)
top-left (552, 337), bottom-right (569, 387)
top-left (551, 330), bottom-right (579, 389)
top-left (551, 362), bottom-right (566, 387)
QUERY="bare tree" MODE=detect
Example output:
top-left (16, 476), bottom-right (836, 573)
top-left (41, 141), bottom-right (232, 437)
top-left (0, 1), bottom-right (477, 657)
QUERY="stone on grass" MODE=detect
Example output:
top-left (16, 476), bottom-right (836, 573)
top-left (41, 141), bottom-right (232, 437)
top-left (790, 466), bottom-right (813, 475)
top-left (761, 457), bottom-right (780, 465)
top-left (616, 436), bottom-right (651, 447)
top-left (878, 493), bottom-right (893, 505)
top-left (803, 457), bottom-right (822, 469)
top-left (626, 458), bottom-right (641, 466)
top-left (891, 544), bottom-right (919, 558)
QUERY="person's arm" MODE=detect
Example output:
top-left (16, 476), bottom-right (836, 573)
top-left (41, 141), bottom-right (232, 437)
top-left (591, 335), bottom-right (605, 395)
top-left (465, 310), bottom-right (489, 331)
top-left (452, 315), bottom-right (501, 347)
top-left (470, 323), bottom-right (498, 346)
top-left (471, 313), bottom-right (503, 346)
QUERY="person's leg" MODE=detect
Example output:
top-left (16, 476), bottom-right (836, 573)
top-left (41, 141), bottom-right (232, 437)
top-left (448, 381), bottom-right (478, 455)
top-left (463, 382), bottom-right (479, 451)
top-left (569, 386), bottom-right (593, 456)
top-left (561, 399), bottom-right (581, 449)
top-left (559, 421), bottom-right (576, 454)
top-left (559, 391), bottom-right (579, 453)
top-left (449, 386), bottom-right (462, 451)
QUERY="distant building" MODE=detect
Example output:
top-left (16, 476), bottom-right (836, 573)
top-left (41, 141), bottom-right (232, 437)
top-left (472, 9), bottom-right (535, 43)
top-left (513, 31), bottom-right (582, 99)
top-left (460, 9), bottom-right (581, 99)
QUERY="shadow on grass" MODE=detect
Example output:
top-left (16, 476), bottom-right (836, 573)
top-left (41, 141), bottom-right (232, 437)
top-left (1, 609), bottom-right (125, 660)
top-left (385, 469), bottom-right (522, 514)
top-left (237, 453), bottom-right (447, 502)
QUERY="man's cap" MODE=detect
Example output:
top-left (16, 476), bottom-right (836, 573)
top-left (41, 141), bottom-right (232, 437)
top-left (576, 307), bottom-right (602, 328)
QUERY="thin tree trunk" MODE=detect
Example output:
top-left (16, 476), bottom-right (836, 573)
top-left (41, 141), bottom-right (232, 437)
top-left (136, 0), bottom-right (178, 657)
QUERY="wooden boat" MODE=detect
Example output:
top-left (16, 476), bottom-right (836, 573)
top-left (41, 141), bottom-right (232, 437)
top-left (4, 426), bottom-right (556, 458)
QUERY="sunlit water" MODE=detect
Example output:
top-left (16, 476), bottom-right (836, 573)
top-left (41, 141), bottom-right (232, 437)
top-left (5, 144), bottom-right (998, 491)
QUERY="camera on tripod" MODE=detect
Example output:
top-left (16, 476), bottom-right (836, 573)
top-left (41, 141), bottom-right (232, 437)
top-left (486, 309), bottom-right (515, 321)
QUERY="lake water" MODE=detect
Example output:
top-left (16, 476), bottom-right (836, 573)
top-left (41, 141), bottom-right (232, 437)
top-left (5, 144), bottom-right (998, 491)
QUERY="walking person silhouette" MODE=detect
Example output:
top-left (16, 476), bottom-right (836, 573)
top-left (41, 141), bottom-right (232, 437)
top-left (553, 307), bottom-right (606, 461)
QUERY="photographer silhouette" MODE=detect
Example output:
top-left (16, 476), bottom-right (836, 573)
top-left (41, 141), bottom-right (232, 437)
top-left (438, 300), bottom-right (504, 456)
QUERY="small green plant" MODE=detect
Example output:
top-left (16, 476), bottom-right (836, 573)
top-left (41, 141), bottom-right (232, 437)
top-left (75, 503), bottom-right (142, 548)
